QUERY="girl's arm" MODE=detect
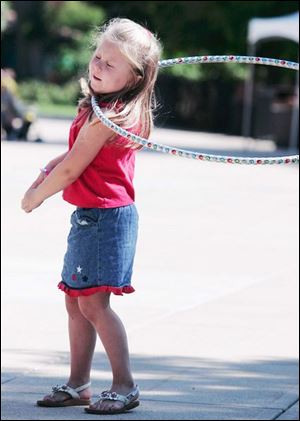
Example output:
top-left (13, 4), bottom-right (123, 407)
top-left (26, 151), bottom-right (69, 191)
top-left (21, 119), bottom-right (113, 213)
top-left (46, 151), bottom-right (69, 172)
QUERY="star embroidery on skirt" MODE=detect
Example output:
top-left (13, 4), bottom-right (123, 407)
top-left (76, 265), bottom-right (83, 273)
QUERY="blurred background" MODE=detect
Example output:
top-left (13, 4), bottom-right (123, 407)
top-left (1, 0), bottom-right (299, 148)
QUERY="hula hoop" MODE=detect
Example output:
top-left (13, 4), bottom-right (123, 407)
top-left (92, 55), bottom-right (299, 165)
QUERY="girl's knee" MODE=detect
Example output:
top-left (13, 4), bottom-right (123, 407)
top-left (65, 295), bottom-right (82, 317)
top-left (77, 292), bottom-right (110, 322)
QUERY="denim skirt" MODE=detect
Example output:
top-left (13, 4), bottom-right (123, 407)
top-left (58, 204), bottom-right (139, 296)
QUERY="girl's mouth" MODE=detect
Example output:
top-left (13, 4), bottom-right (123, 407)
top-left (93, 75), bottom-right (101, 81)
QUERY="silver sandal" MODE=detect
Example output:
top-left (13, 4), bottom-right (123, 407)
top-left (85, 385), bottom-right (140, 414)
top-left (37, 382), bottom-right (92, 407)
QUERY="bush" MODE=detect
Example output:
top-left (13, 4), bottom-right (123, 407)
top-left (18, 80), bottom-right (81, 106)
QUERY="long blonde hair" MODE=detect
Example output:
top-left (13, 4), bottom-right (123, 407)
top-left (79, 18), bottom-right (162, 148)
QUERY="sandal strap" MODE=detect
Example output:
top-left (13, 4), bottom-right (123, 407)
top-left (74, 381), bottom-right (91, 393)
top-left (99, 385), bottom-right (139, 405)
top-left (126, 385), bottom-right (139, 400)
top-left (51, 382), bottom-right (91, 399)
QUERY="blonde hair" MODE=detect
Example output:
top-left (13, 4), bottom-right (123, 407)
top-left (79, 18), bottom-right (162, 148)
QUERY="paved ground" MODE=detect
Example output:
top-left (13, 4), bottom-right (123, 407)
top-left (1, 119), bottom-right (299, 419)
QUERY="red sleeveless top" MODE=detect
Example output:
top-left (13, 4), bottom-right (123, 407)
top-left (63, 107), bottom-right (139, 208)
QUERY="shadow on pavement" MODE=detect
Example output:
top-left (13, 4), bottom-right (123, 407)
top-left (2, 350), bottom-right (298, 420)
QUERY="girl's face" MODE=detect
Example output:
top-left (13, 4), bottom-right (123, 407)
top-left (89, 39), bottom-right (134, 95)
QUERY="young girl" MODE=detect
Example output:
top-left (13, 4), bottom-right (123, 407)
top-left (21, 18), bottom-right (162, 415)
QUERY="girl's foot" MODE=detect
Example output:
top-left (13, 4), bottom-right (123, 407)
top-left (87, 384), bottom-right (139, 413)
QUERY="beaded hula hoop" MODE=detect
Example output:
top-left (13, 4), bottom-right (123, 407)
top-left (92, 55), bottom-right (299, 165)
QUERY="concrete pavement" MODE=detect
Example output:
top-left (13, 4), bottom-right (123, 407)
top-left (1, 120), bottom-right (299, 419)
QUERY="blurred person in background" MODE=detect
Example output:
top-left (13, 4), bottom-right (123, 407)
top-left (1, 68), bottom-right (41, 141)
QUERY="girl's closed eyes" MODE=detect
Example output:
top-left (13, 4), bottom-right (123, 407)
top-left (95, 56), bottom-right (114, 68)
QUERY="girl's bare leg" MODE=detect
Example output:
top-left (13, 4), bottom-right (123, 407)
top-left (42, 296), bottom-right (96, 402)
top-left (67, 295), bottom-right (97, 388)
top-left (78, 292), bottom-right (138, 411)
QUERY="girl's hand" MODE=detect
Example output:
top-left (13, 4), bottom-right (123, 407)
top-left (21, 189), bottom-right (44, 213)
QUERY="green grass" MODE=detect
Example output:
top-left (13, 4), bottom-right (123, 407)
top-left (36, 103), bottom-right (77, 118)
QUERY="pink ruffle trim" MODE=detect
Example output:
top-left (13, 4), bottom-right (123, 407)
top-left (57, 281), bottom-right (135, 297)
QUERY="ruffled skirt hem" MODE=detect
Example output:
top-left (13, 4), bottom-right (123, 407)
top-left (57, 281), bottom-right (135, 297)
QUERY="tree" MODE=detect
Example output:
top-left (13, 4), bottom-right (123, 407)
top-left (2, 1), bottom-right (106, 81)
